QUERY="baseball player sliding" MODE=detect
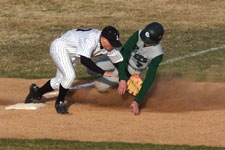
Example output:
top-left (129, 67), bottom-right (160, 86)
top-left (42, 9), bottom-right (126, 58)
top-left (24, 26), bottom-right (123, 114)
top-left (91, 22), bottom-right (164, 115)
top-left (118, 22), bottom-right (164, 115)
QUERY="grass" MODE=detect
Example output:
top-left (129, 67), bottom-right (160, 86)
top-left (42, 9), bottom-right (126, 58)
top-left (0, 0), bottom-right (225, 81)
top-left (0, 139), bottom-right (225, 150)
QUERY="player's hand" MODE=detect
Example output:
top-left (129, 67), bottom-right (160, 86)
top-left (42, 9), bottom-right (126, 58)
top-left (118, 80), bottom-right (127, 95)
top-left (130, 101), bottom-right (140, 115)
top-left (103, 71), bottom-right (118, 77)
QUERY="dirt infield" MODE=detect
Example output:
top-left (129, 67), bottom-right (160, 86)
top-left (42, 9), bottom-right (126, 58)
top-left (0, 77), bottom-right (225, 147)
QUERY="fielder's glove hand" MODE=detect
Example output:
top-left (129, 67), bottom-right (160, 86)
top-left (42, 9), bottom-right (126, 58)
top-left (127, 73), bottom-right (143, 96)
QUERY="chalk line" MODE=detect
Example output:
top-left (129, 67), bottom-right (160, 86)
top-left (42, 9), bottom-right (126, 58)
top-left (160, 44), bottom-right (225, 65)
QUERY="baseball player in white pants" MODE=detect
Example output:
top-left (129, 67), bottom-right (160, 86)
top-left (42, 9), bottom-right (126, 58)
top-left (25, 26), bottom-right (123, 114)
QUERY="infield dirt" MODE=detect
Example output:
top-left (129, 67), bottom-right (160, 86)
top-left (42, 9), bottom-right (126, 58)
top-left (0, 77), bottom-right (225, 147)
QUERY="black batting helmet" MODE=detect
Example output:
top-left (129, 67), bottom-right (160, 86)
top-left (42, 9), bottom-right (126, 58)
top-left (140, 22), bottom-right (164, 44)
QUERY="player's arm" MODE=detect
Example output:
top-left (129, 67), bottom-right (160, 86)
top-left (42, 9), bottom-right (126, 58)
top-left (80, 56), bottom-right (117, 77)
top-left (118, 31), bottom-right (139, 94)
top-left (80, 55), bottom-right (105, 74)
top-left (118, 30), bottom-right (139, 80)
top-left (134, 54), bottom-right (163, 103)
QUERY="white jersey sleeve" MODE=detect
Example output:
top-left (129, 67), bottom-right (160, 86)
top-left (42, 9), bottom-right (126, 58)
top-left (93, 47), bottom-right (123, 63)
top-left (107, 48), bottom-right (123, 63)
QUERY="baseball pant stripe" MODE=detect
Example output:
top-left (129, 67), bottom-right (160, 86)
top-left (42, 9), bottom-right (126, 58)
top-left (50, 39), bottom-right (76, 89)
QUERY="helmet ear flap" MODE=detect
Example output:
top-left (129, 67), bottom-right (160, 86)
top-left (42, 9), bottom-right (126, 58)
top-left (155, 34), bottom-right (163, 44)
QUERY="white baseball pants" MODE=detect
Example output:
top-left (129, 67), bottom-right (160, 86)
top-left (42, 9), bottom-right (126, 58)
top-left (49, 39), bottom-right (78, 90)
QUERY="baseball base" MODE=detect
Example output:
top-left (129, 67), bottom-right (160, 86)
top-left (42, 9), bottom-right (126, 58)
top-left (5, 103), bottom-right (46, 110)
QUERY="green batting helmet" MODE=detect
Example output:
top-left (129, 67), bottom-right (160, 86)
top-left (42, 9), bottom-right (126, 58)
top-left (140, 22), bottom-right (164, 44)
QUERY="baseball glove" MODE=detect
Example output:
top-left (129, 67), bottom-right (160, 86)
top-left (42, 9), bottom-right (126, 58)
top-left (127, 73), bottom-right (143, 96)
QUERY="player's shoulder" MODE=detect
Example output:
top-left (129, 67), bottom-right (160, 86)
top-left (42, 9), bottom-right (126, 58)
top-left (150, 43), bottom-right (163, 50)
top-left (66, 28), bottom-right (100, 35)
top-left (86, 28), bottom-right (101, 34)
top-left (149, 43), bottom-right (164, 55)
top-left (84, 29), bottom-right (101, 37)
top-left (73, 29), bottom-right (101, 41)
top-left (91, 28), bottom-right (101, 33)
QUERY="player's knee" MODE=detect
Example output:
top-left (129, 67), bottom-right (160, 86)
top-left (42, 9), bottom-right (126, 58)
top-left (66, 74), bottom-right (76, 82)
top-left (63, 74), bottom-right (76, 88)
top-left (95, 79), bottom-right (117, 92)
top-left (50, 77), bottom-right (62, 90)
top-left (95, 81), bottom-right (110, 92)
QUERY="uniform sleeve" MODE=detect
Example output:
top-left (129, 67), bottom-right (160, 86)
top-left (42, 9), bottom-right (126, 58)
top-left (134, 54), bottom-right (163, 103)
top-left (107, 48), bottom-right (123, 64)
top-left (80, 56), bottom-right (105, 75)
top-left (118, 31), bottom-right (139, 80)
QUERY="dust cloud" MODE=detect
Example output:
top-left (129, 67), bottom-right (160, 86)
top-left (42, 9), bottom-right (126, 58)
top-left (1, 76), bottom-right (224, 112)
top-left (68, 75), bottom-right (225, 112)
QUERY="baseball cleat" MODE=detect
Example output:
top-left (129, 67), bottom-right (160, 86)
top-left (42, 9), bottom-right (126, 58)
top-left (24, 84), bottom-right (41, 103)
top-left (55, 101), bottom-right (68, 114)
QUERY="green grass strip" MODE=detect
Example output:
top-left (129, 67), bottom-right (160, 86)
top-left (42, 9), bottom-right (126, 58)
top-left (0, 138), bottom-right (224, 150)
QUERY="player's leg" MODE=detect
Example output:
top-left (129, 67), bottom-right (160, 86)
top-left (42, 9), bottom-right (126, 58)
top-left (51, 43), bottom-right (76, 114)
top-left (24, 69), bottom-right (63, 104)
top-left (87, 56), bottom-right (119, 91)
top-left (95, 69), bottom-right (119, 91)
top-left (34, 69), bottom-right (63, 101)
top-left (25, 40), bottom-right (59, 103)
top-left (24, 83), bottom-right (43, 103)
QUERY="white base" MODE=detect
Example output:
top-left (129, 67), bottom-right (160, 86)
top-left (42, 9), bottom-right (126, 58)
top-left (5, 103), bottom-right (46, 110)
top-left (5, 82), bottom-right (95, 110)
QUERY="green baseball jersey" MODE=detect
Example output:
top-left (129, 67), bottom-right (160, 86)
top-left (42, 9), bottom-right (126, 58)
top-left (119, 30), bottom-right (164, 103)
top-left (127, 30), bottom-right (163, 75)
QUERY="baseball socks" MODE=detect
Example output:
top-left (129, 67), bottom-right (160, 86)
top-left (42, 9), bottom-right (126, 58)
top-left (36, 80), bottom-right (54, 99)
top-left (25, 80), bottom-right (53, 103)
top-left (55, 84), bottom-right (69, 114)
